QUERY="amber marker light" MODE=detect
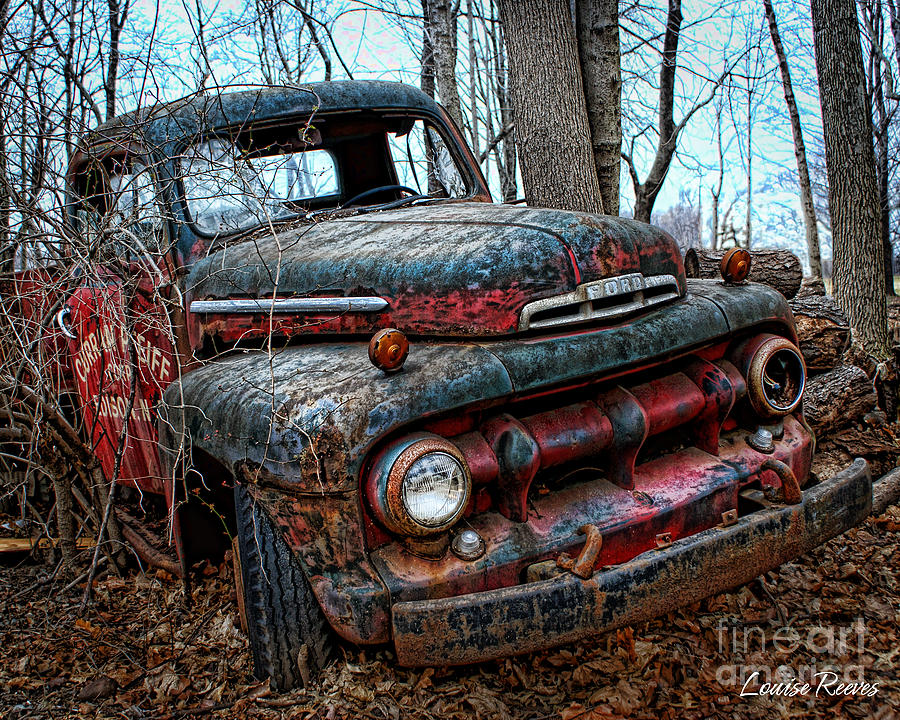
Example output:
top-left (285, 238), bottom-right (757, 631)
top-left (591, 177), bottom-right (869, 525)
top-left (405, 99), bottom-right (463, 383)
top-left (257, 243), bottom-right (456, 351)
top-left (720, 247), bottom-right (752, 283)
top-left (369, 328), bottom-right (409, 372)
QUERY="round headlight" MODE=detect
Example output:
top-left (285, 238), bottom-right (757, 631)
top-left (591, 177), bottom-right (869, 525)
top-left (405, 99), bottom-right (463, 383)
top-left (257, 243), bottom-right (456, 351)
top-left (746, 336), bottom-right (806, 417)
top-left (402, 451), bottom-right (468, 527)
top-left (367, 434), bottom-right (472, 537)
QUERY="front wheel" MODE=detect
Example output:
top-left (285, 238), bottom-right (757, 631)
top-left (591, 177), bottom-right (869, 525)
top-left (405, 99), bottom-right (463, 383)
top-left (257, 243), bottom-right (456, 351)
top-left (234, 483), bottom-right (333, 689)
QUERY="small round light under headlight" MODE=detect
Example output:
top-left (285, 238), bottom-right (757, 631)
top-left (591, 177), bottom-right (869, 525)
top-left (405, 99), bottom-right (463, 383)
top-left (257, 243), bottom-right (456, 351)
top-left (402, 451), bottom-right (468, 527)
top-left (451, 529), bottom-right (485, 561)
top-left (746, 337), bottom-right (806, 417)
top-left (367, 434), bottom-right (472, 537)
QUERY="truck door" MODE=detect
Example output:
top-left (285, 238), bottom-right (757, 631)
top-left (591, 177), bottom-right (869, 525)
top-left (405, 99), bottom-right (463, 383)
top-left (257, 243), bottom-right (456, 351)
top-left (65, 151), bottom-right (178, 497)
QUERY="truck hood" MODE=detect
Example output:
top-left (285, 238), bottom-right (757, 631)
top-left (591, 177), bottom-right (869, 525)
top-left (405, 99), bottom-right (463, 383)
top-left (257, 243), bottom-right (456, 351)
top-left (185, 202), bottom-right (686, 347)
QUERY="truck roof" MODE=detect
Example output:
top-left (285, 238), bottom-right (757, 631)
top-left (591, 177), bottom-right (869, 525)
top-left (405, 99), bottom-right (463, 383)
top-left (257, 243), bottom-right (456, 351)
top-left (76, 80), bottom-right (443, 157)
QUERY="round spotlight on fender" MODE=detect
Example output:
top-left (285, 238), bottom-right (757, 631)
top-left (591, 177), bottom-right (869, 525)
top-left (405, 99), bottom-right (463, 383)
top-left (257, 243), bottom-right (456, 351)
top-left (720, 247), bottom-right (752, 283)
top-left (367, 434), bottom-right (471, 537)
top-left (369, 328), bottom-right (409, 373)
top-left (745, 336), bottom-right (806, 417)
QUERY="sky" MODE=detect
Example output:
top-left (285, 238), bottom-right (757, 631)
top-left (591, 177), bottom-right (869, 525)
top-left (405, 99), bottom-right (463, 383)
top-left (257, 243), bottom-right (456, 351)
top-left (114, 0), bottom-right (849, 267)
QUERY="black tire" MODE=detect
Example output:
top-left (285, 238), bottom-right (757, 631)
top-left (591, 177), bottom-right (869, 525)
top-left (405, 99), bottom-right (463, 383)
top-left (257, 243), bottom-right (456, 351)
top-left (234, 483), bottom-right (333, 689)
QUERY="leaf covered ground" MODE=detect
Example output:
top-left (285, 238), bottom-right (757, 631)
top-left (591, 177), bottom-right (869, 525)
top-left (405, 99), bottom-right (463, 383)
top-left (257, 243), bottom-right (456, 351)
top-left (2, 452), bottom-right (899, 720)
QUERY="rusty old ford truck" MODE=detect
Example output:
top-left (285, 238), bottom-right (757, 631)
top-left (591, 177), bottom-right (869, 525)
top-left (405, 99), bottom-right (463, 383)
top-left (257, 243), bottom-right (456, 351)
top-left (54, 80), bottom-right (870, 688)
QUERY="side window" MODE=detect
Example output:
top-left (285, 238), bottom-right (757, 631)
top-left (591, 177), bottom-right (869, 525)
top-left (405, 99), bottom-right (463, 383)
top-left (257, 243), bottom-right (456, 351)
top-left (387, 120), bottom-right (467, 198)
top-left (109, 164), bottom-right (162, 248)
top-left (76, 160), bottom-right (163, 258)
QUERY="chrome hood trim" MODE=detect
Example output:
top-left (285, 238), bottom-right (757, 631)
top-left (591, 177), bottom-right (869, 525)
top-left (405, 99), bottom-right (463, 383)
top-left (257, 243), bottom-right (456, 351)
top-left (190, 297), bottom-right (389, 314)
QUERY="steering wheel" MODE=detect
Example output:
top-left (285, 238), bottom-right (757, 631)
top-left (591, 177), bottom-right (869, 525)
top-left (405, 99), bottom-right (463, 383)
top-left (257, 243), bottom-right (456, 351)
top-left (343, 184), bottom-right (420, 208)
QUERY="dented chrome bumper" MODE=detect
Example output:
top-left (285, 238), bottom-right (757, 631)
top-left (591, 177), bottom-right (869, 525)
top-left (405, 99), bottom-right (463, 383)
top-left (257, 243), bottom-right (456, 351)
top-left (391, 458), bottom-right (872, 666)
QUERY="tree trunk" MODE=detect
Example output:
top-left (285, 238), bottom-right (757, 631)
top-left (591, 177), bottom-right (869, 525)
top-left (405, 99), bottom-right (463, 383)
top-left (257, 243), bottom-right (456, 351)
top-left (105, 0), bottom-right (127, 121)
top-left (487, 0), bottom-right (517, 202)
top-left (764, 0), bottom-right (823, 279)
top-left (885, 0), bottom-right (900, 294)
top-left (47, 454), bottom-right (77, 571)
top-left (811, 0), bottom-right (891, 358)
top-left (789, 294), bottom-right (851, 372)
top-left (708, 100), bottom-right (725, 251)
top-left (797, 276), bottom-right (827, 298)
top-left (498, 0), bottom-right (603, 214)
top-left (467, 4), bottom-right (481, 159)
top-left (745, 78), bottom-right (752, 249)
top-left (875, 30), bottom-right (895, 297)
top-left (803, 365), bottom-right (877, 436)
top-left (683, 248), bottom-right (803, 299)
top-left (420, 0), bottom-right (435, 97)
top-left (424, 0), bottom-right (464, 130)
top-left (420, 0), bottom-right (441, 193)
top-left (575, 0), bottom-right (620, 216)
top-left (631, 0), bottom-right (682, 223)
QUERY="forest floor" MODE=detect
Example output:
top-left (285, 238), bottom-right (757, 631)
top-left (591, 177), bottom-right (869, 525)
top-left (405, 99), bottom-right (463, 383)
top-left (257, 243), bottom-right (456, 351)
top-left (1, 439), bottom-right (898, 720)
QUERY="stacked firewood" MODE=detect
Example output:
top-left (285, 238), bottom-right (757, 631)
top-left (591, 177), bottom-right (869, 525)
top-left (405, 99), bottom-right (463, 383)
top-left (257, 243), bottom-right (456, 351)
top-left (685, 248), bottom-right (883, 439)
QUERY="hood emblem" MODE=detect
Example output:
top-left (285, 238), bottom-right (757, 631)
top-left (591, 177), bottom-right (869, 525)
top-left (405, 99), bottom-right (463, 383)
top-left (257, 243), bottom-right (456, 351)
top-left (518, 273), bottom-right (680, 331)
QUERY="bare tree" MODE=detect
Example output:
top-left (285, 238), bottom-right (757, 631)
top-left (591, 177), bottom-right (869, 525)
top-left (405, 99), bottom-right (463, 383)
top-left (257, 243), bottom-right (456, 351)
top-left (104, 0), bottom-right (130, 120)
top-left (483, 0), bottom-right (517, 201)
top-left (423, 0), bottom-right (464, 129)
top-left (764, 0), bottom-right (823, 279)
top-left (623, 0), bottom-right (688, 223)
top-left (653, 188), bottom-right (701, 251)
top-left (709, 97), bottom-right (726, 250)
top-left (420, 0), bottom-right (435, 96)
top-left (811, 0), bottom-right (891, 357)
top-left (861, 0), bottom-right (896, 296)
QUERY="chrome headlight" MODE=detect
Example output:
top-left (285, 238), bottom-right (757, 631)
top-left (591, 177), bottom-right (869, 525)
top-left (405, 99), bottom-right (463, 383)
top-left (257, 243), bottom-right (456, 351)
top-left (740, 335), bottom-right (806, 417)
top-left (367, 434), bottom-right (471, 536)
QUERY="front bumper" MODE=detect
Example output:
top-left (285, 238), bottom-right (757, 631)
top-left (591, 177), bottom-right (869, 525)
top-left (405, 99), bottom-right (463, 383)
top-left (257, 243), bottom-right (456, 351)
top-left (391, 458), bottom-right (872, 666)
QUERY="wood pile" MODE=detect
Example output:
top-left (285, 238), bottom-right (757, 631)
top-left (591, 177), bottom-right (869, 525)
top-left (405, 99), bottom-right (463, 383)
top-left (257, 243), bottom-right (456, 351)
top-left (788, 276), bottom-right (878, 437)
top-left (684, 249), bottom-right (883, 438)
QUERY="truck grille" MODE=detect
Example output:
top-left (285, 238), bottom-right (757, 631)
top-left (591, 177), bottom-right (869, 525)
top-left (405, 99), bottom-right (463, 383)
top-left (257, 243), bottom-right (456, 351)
top-left (446, 354), bottom-right (745, 523)
top-left (518, 273), bottom-right (680, 331)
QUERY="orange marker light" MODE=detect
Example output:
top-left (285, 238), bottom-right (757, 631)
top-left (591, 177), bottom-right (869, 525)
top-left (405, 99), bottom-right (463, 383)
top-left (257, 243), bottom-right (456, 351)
top-left (720, 247), bottom-right (752, 283)
top-left (369, 328), bottom-right (409, 372)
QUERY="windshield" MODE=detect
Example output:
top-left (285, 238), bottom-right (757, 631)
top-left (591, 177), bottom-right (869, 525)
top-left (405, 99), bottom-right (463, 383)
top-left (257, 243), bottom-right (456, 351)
top-left (181, 140), bottom-right (339, 236)
top-left (179, 116), bottom-right (470, 238)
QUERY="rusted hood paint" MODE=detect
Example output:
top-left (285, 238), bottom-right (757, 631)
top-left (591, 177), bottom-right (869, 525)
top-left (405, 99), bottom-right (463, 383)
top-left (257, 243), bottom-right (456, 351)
top-left (162, 281), bottom-right (793, 494)
top-left (185, 203), bottom-right (686, 342)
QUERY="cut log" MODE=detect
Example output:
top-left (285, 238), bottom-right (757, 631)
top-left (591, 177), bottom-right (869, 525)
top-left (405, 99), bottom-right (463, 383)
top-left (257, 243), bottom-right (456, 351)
top-left (684, 248), bottom-right (803, 299)
top-left (0, 536), bottom-right (94, 554)
top-left (796, 277), bottom-right (826, 298)
top-left (888, 302), bottom-right (900, 346)
top-left (804, 365), bottom-right (877, 437)
top-left (872, 466), bottom-right (900, 516)
top-left (789, 294), bottom-right (850, 373)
